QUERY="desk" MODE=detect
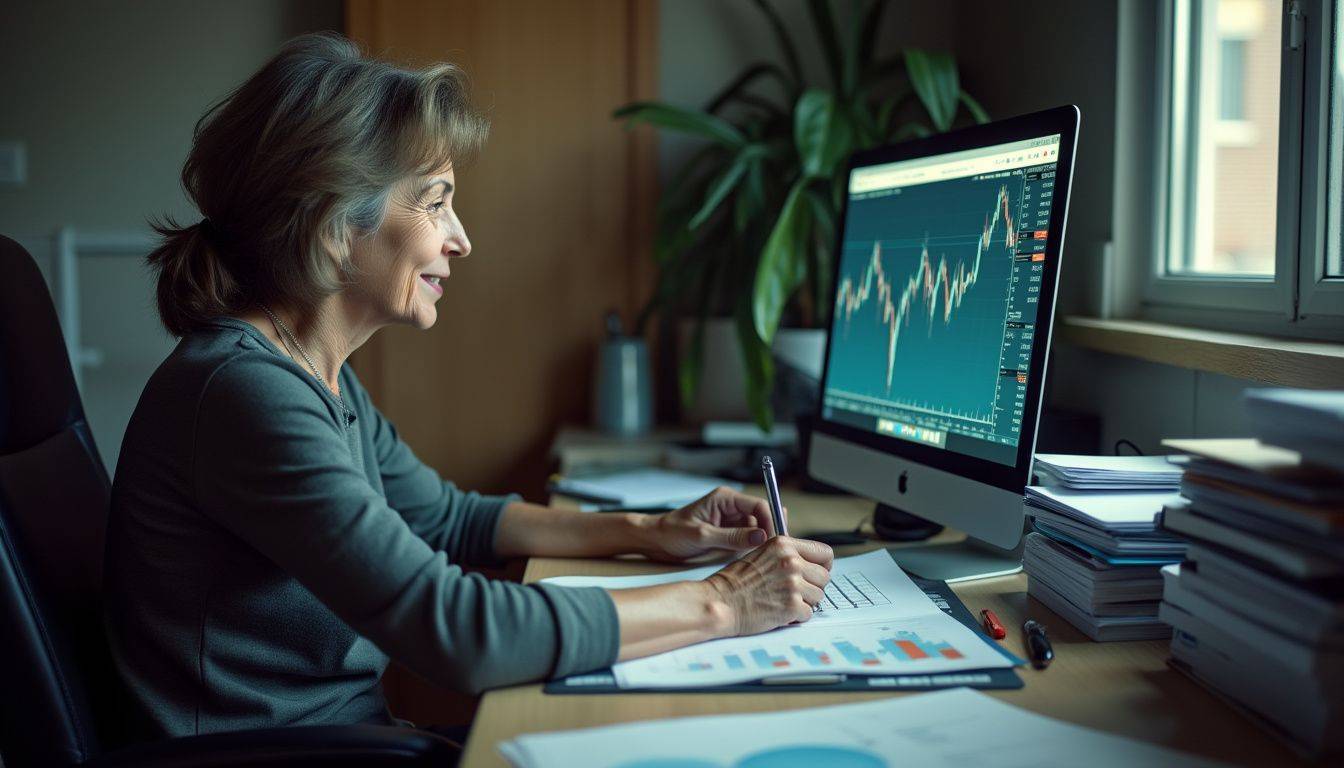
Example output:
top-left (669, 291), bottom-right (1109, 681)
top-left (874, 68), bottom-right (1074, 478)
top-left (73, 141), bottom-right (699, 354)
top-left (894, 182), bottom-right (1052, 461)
top-left (460, 486), bottom-right (1305, 767)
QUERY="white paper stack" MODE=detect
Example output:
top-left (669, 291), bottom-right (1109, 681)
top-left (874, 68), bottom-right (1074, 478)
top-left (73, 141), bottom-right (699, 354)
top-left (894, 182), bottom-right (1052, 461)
top-left (1158, 389), bottom-right (1344, 759)
top-left (1022, 473), bottom-right (1186, 642)
top-left (1034, 453), bottom-right (1184, 490)
top-left (1245, 388), bottom-right (1344, 471)
top-left (548, 468), bottom-right (740, 511)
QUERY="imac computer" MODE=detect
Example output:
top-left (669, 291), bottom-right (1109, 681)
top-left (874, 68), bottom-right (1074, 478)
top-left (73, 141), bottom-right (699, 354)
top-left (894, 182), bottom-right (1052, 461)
top-left (808, 105), bottom-right (1079, 582)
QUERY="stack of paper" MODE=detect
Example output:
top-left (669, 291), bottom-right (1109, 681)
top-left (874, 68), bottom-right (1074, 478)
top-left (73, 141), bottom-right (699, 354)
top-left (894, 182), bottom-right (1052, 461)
top-left (1245, 388), bottom-right (1344, 471)
top-left (1158, 392), bottom-right (1344, 759)
top-left (1022, 480), bottom-right (1185, 641)
top-left (547, 467), bottom-right (740, 511)
top-left (1034, 453), bottom-right (1184, 490)
top-left (499, 687), bottom-right (1225, 768)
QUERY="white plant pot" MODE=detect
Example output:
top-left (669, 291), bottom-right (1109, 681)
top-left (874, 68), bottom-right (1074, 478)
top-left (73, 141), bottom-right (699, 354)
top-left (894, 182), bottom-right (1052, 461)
top-left (678, 318), bottom-right (827, 424)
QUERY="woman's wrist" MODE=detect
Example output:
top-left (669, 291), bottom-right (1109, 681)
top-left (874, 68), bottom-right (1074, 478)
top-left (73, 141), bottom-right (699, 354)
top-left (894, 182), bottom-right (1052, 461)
top-left (619, 511), bottom-right (664, 558)
top-left (699, 577), bottom-right (737, 639)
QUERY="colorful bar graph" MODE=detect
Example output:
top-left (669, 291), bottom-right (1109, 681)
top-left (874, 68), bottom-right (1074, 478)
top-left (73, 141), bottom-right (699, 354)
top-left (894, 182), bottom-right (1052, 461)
top-left (791, 645), bottom-right (833, 667)
top-left (750, 648), bottom-right (790, 669)
top-left (834, 640), bottom-right (881, 667)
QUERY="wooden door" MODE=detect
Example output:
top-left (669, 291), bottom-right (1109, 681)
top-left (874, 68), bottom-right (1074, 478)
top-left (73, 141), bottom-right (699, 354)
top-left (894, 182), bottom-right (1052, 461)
top-left (346, 0), bottom-right (657, 501)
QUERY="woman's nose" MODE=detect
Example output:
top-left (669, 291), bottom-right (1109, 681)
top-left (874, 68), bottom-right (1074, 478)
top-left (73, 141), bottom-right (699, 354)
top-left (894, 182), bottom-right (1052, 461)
top-left (446, 219), bottom-right (471, 258)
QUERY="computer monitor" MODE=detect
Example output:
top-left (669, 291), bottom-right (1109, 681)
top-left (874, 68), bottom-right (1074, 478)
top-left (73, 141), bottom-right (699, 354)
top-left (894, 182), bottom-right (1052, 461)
top-left (808, 105), bottom-right (1079, 582)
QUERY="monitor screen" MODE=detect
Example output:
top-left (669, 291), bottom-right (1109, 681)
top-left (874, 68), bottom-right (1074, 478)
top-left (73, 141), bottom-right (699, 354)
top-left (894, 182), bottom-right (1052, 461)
top-left (820, 134), bottom-right (1062, 467)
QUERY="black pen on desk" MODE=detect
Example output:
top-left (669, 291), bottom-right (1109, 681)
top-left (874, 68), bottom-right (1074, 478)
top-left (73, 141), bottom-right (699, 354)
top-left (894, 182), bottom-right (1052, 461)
top-left (761, 455), bottom-right (788, 537)
top-left (1023, 619), bottom-right (1054, 669)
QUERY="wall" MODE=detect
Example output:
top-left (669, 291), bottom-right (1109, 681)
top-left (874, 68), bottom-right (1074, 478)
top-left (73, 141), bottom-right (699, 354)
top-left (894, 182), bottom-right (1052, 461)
top-left (0, 0), bottom-right (342, 470)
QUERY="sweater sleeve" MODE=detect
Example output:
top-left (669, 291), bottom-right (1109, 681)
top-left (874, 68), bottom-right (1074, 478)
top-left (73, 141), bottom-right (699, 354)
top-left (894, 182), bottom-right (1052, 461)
top-left (191, 355), bottom-right (619, 694)
top-left (343, 369), bottom-right (515, 566)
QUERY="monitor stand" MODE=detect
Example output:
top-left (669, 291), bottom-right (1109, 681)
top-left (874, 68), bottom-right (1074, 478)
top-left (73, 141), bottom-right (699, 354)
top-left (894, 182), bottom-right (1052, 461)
top-left (883, 529), bottom-right (1026, 584)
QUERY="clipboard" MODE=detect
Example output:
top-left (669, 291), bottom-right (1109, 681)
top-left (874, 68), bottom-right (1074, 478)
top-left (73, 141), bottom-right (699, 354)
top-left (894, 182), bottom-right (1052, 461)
top-left (544, 576), bottom-right (1024, 695)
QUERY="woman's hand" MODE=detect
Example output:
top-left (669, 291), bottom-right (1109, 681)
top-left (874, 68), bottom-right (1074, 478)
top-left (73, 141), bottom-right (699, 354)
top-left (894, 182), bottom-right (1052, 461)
top-left (638, 486), bottom-right (783, 563)
top-left (704, 536), bottom-right (834, 636)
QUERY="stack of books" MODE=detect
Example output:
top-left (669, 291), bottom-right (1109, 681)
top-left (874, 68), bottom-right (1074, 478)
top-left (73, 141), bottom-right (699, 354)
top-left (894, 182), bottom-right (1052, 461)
top-left (1158, 389), bottom-right (1344, 758)
top-left (1022, 456), bottom-right (1186, 641)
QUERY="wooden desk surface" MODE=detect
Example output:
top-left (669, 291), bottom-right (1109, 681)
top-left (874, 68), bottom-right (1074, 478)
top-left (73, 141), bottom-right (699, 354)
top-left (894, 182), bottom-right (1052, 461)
top-left (460, 486), bottom-right (1303, 767)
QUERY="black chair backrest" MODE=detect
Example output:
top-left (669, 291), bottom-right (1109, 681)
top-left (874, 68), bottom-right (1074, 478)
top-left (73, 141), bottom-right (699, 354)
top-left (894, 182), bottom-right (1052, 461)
top-left (0, 234), bottom-right (120, 766)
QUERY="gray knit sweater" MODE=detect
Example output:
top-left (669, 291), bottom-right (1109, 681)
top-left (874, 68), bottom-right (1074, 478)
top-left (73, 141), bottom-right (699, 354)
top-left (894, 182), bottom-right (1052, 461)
top-left (103, 317), bottom-right (618, 737)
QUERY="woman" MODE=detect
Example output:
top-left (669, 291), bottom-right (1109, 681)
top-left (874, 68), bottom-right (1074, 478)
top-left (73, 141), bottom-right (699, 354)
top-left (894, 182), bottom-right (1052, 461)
top-left (104, 32), bottom-right (832, 739)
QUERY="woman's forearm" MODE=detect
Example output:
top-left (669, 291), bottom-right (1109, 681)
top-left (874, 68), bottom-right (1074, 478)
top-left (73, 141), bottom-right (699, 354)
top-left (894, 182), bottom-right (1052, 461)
top-left (493, 500), bottom-right (657, 559)
top-left (609, 580), bottom-right (734, 661)
top-left (494, 503), bottom-right (735, 660)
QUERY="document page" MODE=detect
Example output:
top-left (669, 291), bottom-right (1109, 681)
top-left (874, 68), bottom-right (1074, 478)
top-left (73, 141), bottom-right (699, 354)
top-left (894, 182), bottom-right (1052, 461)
top-left (498, 687), bottom-right (1227, 768)
top-left (542, 549), bottom-right (1015, 687)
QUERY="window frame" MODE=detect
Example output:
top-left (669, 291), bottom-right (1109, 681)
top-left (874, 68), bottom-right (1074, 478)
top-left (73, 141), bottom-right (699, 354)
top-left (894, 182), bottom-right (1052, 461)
top-left (1303, 0), bottom-right (1344, 319)
top-left (1122, 0), bottom-right (1344, 339)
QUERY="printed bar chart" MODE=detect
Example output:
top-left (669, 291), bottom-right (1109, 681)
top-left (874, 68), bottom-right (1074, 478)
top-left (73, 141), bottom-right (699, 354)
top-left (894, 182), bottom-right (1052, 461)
top-left (833, 632), bottom-right (962, 667)
top-left (835, 640), bottom-right (883, 667)
top-left (751, 648), bottom-right (791, 669)
top-left (791, 645), bottom-right (834, 667)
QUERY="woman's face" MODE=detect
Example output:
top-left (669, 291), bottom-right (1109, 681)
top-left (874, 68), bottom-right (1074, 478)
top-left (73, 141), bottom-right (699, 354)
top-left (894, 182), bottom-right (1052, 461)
top-left (348, 165), bottom-right (469, 330)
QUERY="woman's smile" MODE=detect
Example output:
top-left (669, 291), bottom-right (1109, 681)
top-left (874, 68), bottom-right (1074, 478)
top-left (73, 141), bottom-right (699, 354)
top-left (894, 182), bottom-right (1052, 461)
top-left (419, 272), bottom-right (445, 296)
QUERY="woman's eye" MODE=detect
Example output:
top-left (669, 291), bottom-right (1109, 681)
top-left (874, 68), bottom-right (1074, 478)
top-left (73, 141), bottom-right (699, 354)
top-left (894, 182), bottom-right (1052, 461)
top-left (427, 200), bottom-right (444, 213)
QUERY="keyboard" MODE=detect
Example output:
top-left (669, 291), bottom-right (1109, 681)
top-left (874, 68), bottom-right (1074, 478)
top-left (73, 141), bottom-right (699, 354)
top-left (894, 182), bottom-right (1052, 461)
top-left (816, 571), bottom-right (890, 612)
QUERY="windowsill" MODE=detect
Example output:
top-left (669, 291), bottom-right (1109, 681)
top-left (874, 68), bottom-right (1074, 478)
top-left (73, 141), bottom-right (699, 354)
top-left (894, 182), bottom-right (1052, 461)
top-left (1056, 316), bottom-right (1344, 388)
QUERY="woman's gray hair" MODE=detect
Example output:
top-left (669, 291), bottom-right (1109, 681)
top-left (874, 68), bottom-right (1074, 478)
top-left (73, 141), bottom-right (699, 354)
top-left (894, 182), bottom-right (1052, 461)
top-left (146, 32), bottom-right (489, 337)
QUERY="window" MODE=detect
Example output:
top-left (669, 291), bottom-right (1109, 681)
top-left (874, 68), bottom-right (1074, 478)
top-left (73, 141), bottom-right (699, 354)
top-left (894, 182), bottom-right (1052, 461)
top-left (1219, 38), bottom-right (1248, 121)
top-left (1135, 0), bottom-right (1344, 336)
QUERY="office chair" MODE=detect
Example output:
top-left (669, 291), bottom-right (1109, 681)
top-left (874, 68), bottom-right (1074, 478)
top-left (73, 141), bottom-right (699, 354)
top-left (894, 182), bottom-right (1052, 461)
top-left (0, 235), bottom-right (458, 767)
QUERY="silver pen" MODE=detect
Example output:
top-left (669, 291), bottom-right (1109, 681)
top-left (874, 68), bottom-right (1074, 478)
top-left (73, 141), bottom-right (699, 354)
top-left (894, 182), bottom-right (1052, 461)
top-left (761, 456), bottom-right (788, 537)
top-left (762, 456), bottom-right (820, 612)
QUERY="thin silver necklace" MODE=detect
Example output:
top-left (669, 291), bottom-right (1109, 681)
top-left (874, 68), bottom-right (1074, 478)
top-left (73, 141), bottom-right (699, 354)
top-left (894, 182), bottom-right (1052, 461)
top-left (262, 306), bottom-right (349, 429)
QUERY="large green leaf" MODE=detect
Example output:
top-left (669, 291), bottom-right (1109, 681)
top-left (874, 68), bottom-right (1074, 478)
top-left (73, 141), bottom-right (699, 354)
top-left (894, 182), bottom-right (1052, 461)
top-left (735, 299), bottom-right (776, 431)
top-left (734, 155), bottom-right (768, 234)
top-left (614, 102), bottom-right (746, 147)
top-left (794, 90), bottom-right (852, 179)
top-left (804, 185), bottom-right (836, 320)
top-left (688, 144), bottom-right (767, 230)
top-left (960, 91), bottom-right (990, 124)
top-left (905, 49), bottom-right (960, 132)
top-left (752, 180), bottom-right (811, 344)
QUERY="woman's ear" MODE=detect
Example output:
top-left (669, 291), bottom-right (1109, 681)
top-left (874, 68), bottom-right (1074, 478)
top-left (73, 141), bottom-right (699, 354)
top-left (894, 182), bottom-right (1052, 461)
top-left (321, 224), bottom-right (357, 280)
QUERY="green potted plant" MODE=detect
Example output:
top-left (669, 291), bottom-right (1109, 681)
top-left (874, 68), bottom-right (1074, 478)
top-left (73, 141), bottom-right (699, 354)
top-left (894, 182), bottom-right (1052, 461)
top-left (616, 0), bottom-right (988, 430)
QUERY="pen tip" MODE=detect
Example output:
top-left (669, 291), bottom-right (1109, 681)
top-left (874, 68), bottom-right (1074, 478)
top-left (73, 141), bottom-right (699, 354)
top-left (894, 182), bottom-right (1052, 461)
top-left (761, 455), bottom-right (773, 468)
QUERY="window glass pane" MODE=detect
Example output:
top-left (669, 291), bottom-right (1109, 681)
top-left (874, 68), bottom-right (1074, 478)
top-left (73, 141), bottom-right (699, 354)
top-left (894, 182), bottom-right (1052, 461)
top-left (1167, 0), bottom-right (1280, 277)
top-left (1328, 0), bottom-right (1344, 278)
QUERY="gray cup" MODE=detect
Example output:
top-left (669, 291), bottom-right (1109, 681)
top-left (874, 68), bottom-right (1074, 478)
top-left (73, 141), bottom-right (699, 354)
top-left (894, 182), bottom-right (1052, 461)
top-left (594, 337), bottom-right (653, 435)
